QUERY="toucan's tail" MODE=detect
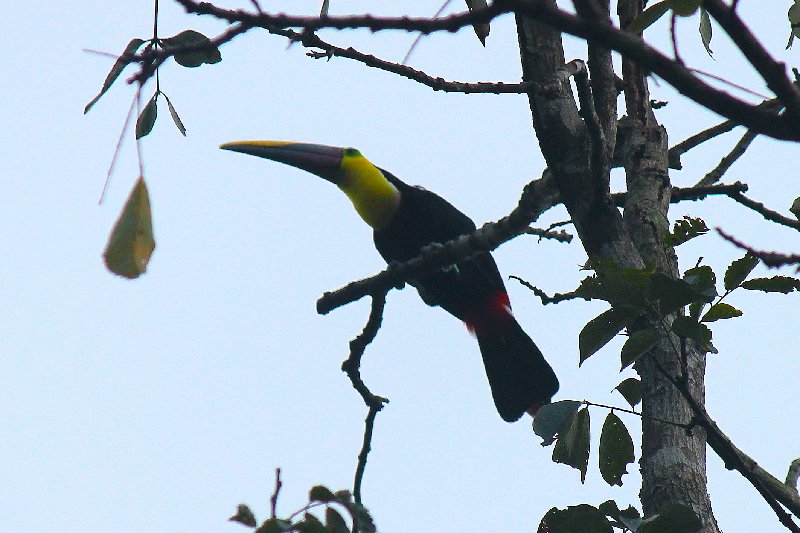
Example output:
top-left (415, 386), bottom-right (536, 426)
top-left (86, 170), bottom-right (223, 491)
top-left (474, 317), bottom-right (559, 422)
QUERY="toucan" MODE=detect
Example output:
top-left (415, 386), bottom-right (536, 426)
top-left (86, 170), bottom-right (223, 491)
top-left (220, 141), bottom-right (559, 422)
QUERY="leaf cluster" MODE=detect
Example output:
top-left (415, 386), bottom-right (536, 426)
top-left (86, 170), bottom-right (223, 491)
top-left (230, 485), bottom-right (376, 533)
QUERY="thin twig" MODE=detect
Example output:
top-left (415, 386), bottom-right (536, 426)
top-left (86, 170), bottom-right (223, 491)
top-left (98, 90), bottom-right (139, 204)
top-left (717, 229), bottom-right (800, 268)
top-left (509, 275), bottom-right (587, 305)
top-left (524, 226), bottom-right (573, 243)
top-left (726, 192), bottom-right (800, 232)
top-left (582, 400), bottom-right (687, 428)
top-left (342, 292), bottom-right (390, 507)
top-left (695, 129), bottom-right (759, 187)
top-left (270, 468), bottom-right (282, 519)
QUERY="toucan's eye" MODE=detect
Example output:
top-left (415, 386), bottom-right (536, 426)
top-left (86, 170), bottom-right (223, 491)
top-left (344, 147), bottom-right (361, 157)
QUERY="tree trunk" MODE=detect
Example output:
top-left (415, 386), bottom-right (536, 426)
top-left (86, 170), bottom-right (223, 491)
top-left (515, 2), bottom-right (721, 530)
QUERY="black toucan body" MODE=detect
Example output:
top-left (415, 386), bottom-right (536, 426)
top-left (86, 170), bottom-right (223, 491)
top-left (220, 141), bottom-right (559, 422)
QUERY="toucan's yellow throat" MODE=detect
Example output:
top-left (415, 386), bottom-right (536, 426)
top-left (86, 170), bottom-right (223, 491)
top-left (221, 141), bottom-right (401, 229)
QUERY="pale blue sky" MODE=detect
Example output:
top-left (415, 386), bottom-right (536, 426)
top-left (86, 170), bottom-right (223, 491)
top-left (2, 1), bottom-right (798, 532)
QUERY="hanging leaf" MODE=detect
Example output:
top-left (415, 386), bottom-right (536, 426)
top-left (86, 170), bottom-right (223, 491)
top-left (135, 93), bottom-right (158, 139)
top-left (320, 0), bottom-right (330, 17)
top-left (615, 378), bottom-right (642, 408)
top-left (742, 276), bottom-right (800, 293)
top-left (724, 253), bottom-right (759, 290)
top-left (701, 302), bottom-right (743, 322)
top-left (103, 177), bottom-right (156, 279)
top-left (464, 0), bottom-right (490, 45)
top-left (162, 30), bottom-right (222, 68)
top-left (162, 93), bottom-right (186, 136)
top-left (621, 328), bottom-right (661, 370)
top-left (579, 306), bottom-right (640, 365)
top-left (533, 400), bottom-right (582, 445)
top-left (599, 412), bottom-right (635, 486)
top-left (650, 273), bottom-right (714, 315)
top-left (553, 408), bottom-right (591, 482)
top-left (699, 8), bottom-right (713, 56)
top-left (85, 38), bottom-right (146, 114)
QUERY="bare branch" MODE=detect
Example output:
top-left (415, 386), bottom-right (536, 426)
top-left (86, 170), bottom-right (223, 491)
top-left (668, 100), bottom-right (783, 169)
top-left (524, 226), bottom-right (573, 242)
top-left (703, 0), bottom-right (800, 124)
top-left (270, 468), bottom-right (282, 519)
top-left (726, 192), bottom-right (800, 232)
top-left (169, 0), bottom-right (800, 140)
top-left (717, 229), bottom-right (800, 268)
top-left (342, 292), bottom-right (390, 507)
top-left (509, 275), bottom-right (586, 305)
top-left (696, 129), bottom-right (759, 187)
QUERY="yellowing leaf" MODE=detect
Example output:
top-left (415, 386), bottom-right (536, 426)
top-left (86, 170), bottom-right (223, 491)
top-left (103, 177), bottom-right (156, 279)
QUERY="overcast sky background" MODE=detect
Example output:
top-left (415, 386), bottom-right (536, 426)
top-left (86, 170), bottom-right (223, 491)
top-left (2, 1), bottom-right (798, 532)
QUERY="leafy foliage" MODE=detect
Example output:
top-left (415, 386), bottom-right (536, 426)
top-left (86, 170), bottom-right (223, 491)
top-left (664, 216), bottom-right (709, 246)
top-left (621, 329), bottom-right (660, 370)
top-left (233, 484), bottom-right (376, 533)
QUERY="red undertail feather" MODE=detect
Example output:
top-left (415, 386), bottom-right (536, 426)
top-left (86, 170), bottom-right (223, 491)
top-left (464, 291), bottom-right (513, 334)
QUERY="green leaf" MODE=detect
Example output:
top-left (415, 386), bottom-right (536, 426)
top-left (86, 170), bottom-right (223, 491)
top-left (103, 177), bottom-right (156, 279)
top-left (320, 0), bottom-right (330, 17)
top-left (85, 38), bottom-right (146, 113)
top-left (664, 216), bottom-right (708, 246)
top-left (533, 400), bottom-right (582, 446)
top-left (162, 93), bottom-right (186, 136)
top-left (724, 253), bottom-right (759, 290)
top-left (553, 408), bottom-right (591, 483)
top-left (672, 0), bottom-right (701, 17)
top-left (325, 507), bottom-right (349, 533)
top-left (229, 504), bottom-right (257, 528)
top-left (791, 197), bottom-right (800, 219)
top-left (296, 513), bottom-right (326, 533)
top-left (742, 276), bottom-right (800, 294)
top-left (688, 301), bottom-right (705, 320)
top-left (135, 93), bottom-right (158, 139)
top-left (309, 485), bottom-right (336, 503)
top-left (699, 8), bottom-right (713, 56)
top-left (650, 273), bottom-right (713, 315)
top-left (621, 328), bottom-right (660, 370)
top-left (627, 0), bottom-right (672, 33)
top-left (162, 29), bottom-right (222, 68)
top-left (639, 504), bottom-right (702, 533)
top-left (540, 505), bottom-right (613, 533)
top-left (256, 518), bottom-right (294, 533)
top-left (671, 316), bottom-right (715, 353)
top-left (701, 302), bottom-right (742, 322)
top-left (333, 490), bottom-right (352, 504)
top-left (599, 412), bottom-right (634, 487)
top-left (615, 378), bottom-right (642, 408)
top-left (683, 265), bottom-right (717, 298)
top-left (579, 307), bottom-right (640, 365)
